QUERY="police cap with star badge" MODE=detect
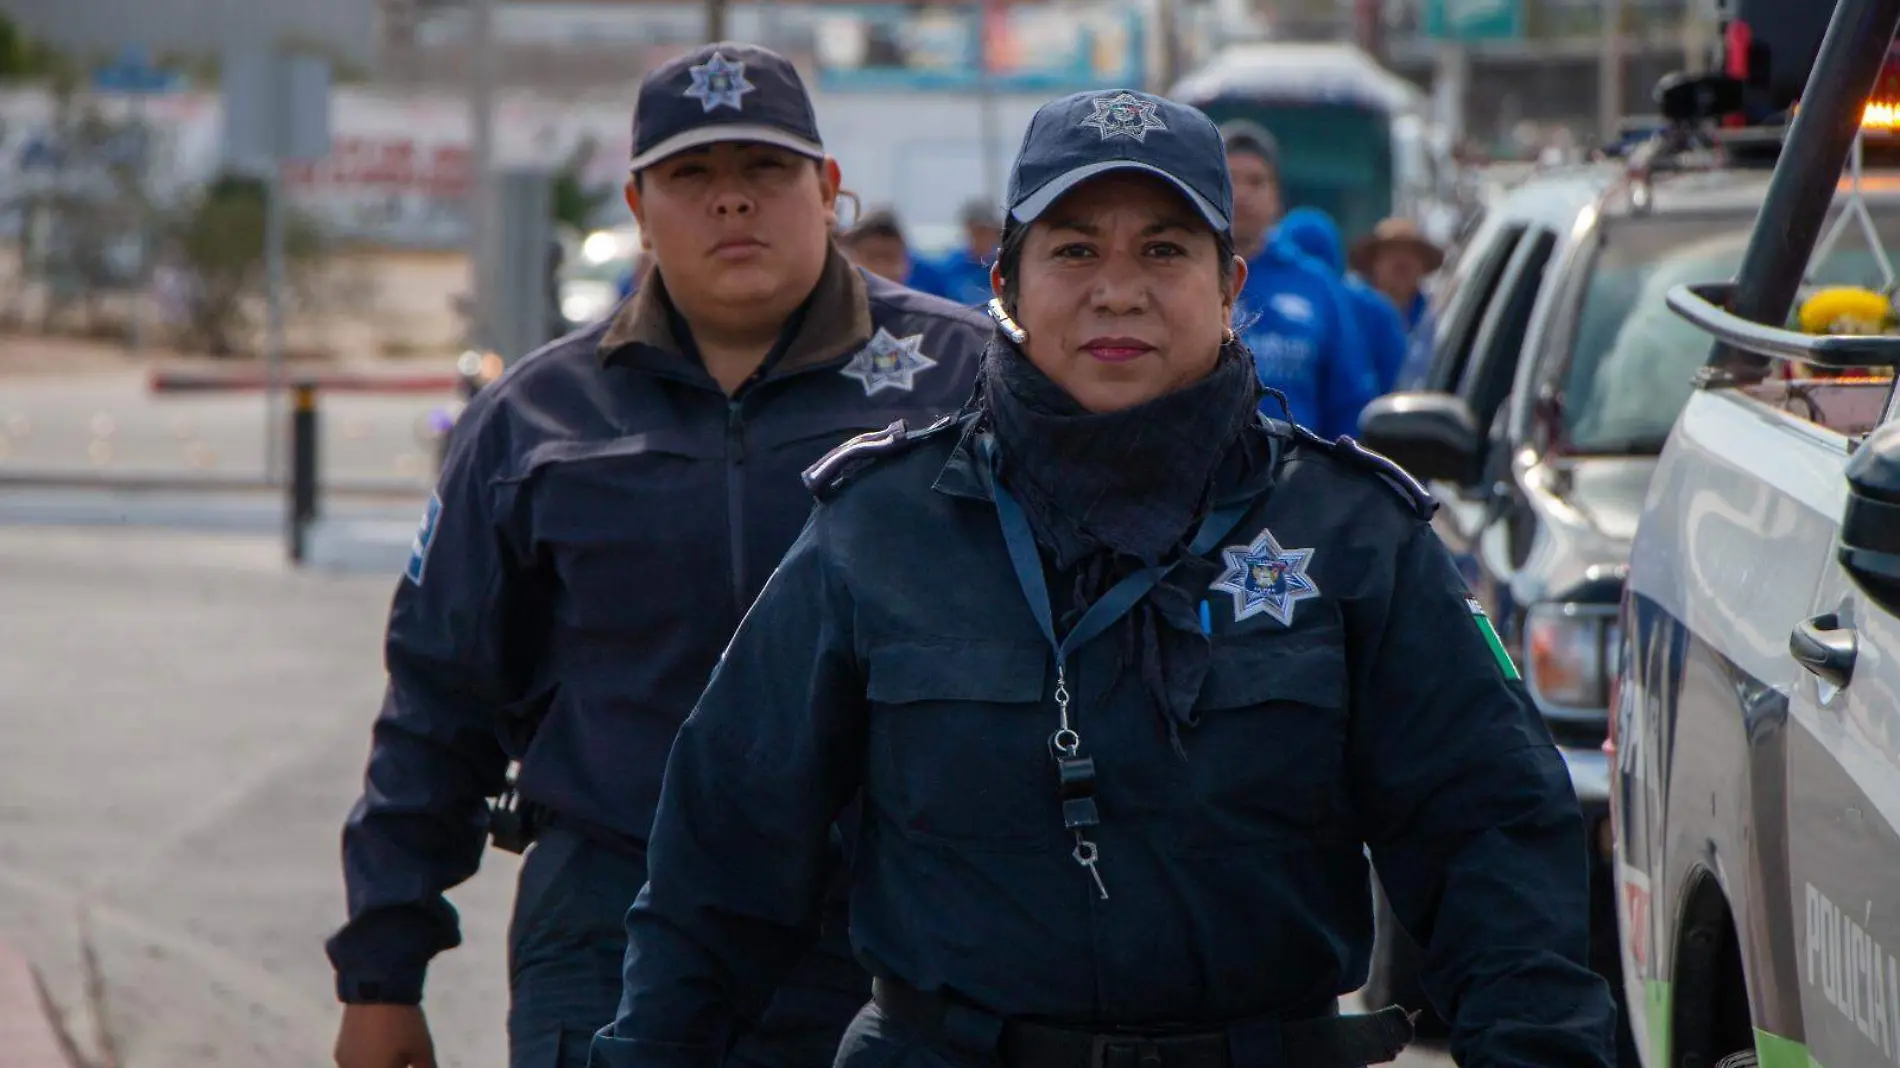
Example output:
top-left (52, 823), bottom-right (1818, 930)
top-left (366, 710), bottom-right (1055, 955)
top-left (1006, 89), bottom-right (1232, 233)
top-left (629, 42), bottom-right (825, 172)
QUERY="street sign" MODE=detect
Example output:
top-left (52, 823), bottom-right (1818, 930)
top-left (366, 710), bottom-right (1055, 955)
top-left (93, 47), bottom-right (181, 95)
top-left (221, 49), bottom-right (333, 175)
top-left (1422, 0), bottom-right (1524, 41)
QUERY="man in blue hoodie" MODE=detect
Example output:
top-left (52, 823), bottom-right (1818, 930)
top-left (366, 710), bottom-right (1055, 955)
top-left (1221, 122), bottom-right (1378, 438)
top-left (912, 198), bottom-right (1002, 307)
top-left (1277, 206), bottom-right (1411, 394)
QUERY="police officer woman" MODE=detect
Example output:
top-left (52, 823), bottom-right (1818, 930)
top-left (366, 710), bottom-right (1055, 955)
top-left (591, 89), bottom-right (1618, 1068)
top-left (327, 43), bottom-right (988, 1068)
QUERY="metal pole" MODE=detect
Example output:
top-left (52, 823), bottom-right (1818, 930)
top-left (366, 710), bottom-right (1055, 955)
top-left (1718, 0), bottom-right (1900, 379)
top-left (707, 0), bottom-right (729, 42)
top-left (978, 0), bottom-right (1003, 209)
top-left (1598, 0), bottom-right (1624, 148)
top-left (469, 0), bottom-right (497, 353)
top-left (1435, 41), bottom-right (1468, 153)
top-left (263, 163), bottom-right (287, 484)
top-left (288, 382), bottom-right (319, 563)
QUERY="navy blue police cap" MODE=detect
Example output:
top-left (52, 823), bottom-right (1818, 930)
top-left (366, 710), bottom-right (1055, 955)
top-left (1005, 89), bottom-right (1232, 233)
top-left (630, 42), bottom-right (824, 172)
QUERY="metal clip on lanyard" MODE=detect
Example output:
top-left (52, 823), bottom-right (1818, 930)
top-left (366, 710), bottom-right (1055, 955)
top-left (984, 437), bottom-right (1251, 901)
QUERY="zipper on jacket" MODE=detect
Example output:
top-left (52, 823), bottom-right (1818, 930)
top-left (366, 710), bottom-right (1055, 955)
top-left (725, 399), bottom-right (747, 618)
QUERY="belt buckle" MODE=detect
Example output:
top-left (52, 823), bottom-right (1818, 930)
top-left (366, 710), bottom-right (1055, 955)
top-left (1090, 1035), bottom-right (1164, 1068)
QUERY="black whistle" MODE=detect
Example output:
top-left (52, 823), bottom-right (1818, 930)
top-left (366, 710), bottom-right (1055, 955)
top-left (1056, 755), bottom-right (1099, 830)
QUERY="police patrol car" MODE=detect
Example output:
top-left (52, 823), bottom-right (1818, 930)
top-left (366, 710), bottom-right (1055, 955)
top-left (1614, 5), bottom-right (1900, 1068)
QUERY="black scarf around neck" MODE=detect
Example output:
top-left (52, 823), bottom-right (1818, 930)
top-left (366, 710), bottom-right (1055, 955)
top-left (981, 338), bottom-right (1264, 754)
top-left (983, 339), bottom-right (1261, 570)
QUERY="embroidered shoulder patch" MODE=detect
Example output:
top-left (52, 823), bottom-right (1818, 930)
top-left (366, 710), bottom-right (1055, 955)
top-left (405, 492), bottom-right (444, 586)
top-left (1209, 526), bottom-right (1320, 626)
top-left (1468, 598), bottom-right (1522, 681)
top-left (802, 414), bottom-right (958, 501)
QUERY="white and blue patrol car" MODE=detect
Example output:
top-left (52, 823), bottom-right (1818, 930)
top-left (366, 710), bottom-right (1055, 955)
top-left (1613, 9), bottom-right (1900, 1068)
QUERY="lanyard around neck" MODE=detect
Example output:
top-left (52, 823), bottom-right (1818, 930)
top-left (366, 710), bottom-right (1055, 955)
top-left (980, 432), bottom-right (1254, 899)
top-left (984, 439), bottom-right (1253, 669)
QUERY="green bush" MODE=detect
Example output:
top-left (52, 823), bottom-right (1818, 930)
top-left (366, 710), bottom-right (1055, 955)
top-left (167, 174), bottom-right (328, 357)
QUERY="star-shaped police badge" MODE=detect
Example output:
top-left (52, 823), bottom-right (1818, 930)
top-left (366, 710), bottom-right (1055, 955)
top-left (1080, 92), bottom-right (1168, 142)
top-left (684, 52), bottom-right (754, 113)
top-left (840, 328), bottom-right (937, 396)
top-left (1210, 527), bottom-right (1320, 626)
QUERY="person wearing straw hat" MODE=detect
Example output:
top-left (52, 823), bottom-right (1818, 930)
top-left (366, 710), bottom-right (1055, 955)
top-left (591, 86), bottom-right (1617, 1068)
top-left (328, 41), bottom-right (990, 1068)
top-left (1349, 216), bottom-right (1445, 334)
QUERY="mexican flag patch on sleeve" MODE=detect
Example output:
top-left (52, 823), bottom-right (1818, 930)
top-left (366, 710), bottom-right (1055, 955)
top-left (1467, 598), bottom-right (1522, 681)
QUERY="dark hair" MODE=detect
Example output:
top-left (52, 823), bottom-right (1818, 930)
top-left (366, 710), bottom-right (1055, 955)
top-left (1219, 120), bottom-right (1280, 169)
top-left (992, 219), bottom-right (1241, 311)
top-left (843, 208), bottom-right (906, 246)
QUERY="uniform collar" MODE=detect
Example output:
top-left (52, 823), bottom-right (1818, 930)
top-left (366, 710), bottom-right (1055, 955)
top-left (930, 416), bottom-right (994, 502)
top-left (596, 244), bottom-right (874, 377)
top-left (928, 413), bottom-right (1282, 507)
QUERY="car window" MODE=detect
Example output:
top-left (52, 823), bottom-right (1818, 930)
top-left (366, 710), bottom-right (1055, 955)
top-left (1426, 221), bottom-right (1527, 392)
top-left (1560, 207), bottom-right (1900, 451)
top-left (1462, 228), bottom-right (1558, 441)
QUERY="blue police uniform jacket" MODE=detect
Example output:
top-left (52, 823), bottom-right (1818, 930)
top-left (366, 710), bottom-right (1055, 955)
top-left (1275, 208), bottom-right (1411, 395)
top-left (324, 249), bottom-right (990, 1003)
top-left (592, 411), bottom-right (1620, 1068)
top-left (1235, 240), bottom-right (1379, 440)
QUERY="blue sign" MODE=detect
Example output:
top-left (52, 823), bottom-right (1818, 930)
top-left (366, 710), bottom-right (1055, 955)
top-left (92, 47), bottom-right (181, 94)
top-left (815, 4), bottom-right (1144, 93)
top-left (1422, 0), bottom-right (1523, 41)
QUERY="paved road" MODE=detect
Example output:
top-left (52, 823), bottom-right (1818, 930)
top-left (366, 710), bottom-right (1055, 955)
top-left (0, 525), bottom-right (514, 1068)
top-left (0, 525), bottom-right (1457, 1068)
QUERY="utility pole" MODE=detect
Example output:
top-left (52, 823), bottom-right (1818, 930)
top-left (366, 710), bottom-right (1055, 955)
top-left (469, 0), bottom-right (497, 352)
top-left (707, 0), bottom-right (729, 42)
top-left (1599, 0), bottom-right (1626, 147)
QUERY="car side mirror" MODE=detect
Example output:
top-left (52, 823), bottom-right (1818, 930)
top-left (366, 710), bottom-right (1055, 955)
top-left (1358, 392), bottom-right (1481, 486)
top-left (1841, 422), bottom-right (1900, 614)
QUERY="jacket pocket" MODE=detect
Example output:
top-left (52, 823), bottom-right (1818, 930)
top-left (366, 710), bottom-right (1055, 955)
top-left (1181, 634), bottom-right (1350, 846)
top-left (865, 640), bottom-right (1057, 851)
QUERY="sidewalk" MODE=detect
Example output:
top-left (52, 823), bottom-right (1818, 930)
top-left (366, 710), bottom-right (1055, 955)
top-left (0, 942), bottom-right (82, 1068)
top-left (0, 486), bottom-right (424, 574)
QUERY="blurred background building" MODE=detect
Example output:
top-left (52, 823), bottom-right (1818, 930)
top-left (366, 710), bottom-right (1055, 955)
top-left (0, 0), bottom-right (1720, 360)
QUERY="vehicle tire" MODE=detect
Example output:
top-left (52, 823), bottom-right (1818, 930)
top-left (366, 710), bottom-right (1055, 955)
top-left (1366, 875), bottom-right (1448, 1040)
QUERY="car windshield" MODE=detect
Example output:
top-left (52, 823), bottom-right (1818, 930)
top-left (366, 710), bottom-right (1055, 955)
top-left (1561, 204), bottom-right (1900, 453)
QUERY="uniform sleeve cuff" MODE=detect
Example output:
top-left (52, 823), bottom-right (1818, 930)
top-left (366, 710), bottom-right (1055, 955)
top-left (336, 972), bottom-right (425, 1005)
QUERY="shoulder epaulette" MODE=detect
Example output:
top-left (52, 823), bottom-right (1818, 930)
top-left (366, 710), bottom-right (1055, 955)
top-left (802, 414), bottom-right (959, 500)
top-left (1288, 424), bottom-right (1438, 519)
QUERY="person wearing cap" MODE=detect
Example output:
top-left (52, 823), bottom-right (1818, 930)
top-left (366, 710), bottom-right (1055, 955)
top-left (911, 197), bottom-right (1004, 306)
top-left (591, 88), bottom-right (1617, 1068)
top-left (838, 207), bottom-right (917, 286)
top-left (327, 42), bottom-right (990, 1068)
top-left (1277, 206), bottom-right (1411, 394)
top-left (1350, 216), bottom-right (1444, 334)
top-left (1221, 121), bottom-right (1380, 438)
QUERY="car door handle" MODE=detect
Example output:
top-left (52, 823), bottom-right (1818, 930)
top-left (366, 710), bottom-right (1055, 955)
top-left (1791, 613), bottom-right (1858, 689)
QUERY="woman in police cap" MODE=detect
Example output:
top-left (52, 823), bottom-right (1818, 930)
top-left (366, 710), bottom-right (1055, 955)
top-left (329, 41), bottom-right (989, 1068)
top-left (592, 89), bottom-right (1618, 1068)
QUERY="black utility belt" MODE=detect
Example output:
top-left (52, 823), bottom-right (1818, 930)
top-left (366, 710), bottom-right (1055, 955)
top-left (872, 976), bottom-right (1415, 1068)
